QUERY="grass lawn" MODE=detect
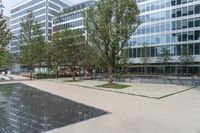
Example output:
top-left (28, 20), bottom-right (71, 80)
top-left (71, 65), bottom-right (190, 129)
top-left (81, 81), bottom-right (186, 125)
top-left (96, 83), bottom-right (130, 89)
top-left (64, 80), bottom-right (83, 82)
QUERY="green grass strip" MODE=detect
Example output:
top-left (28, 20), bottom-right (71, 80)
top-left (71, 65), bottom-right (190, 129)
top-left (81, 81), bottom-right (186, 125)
top-left (96, 83), bottom-right (130, 89)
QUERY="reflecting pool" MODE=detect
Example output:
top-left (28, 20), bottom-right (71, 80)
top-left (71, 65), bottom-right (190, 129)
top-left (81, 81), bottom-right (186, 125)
top-left (0, 83), bottom-right (107, 133)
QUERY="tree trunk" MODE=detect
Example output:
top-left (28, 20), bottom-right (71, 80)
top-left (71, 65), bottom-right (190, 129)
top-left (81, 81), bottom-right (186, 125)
top-left (108, 64), bottom-right (113, 84)
top-left (30, 67), bottom-right (33, 80)
top-left (72, 66), bottom-right (76, 81)
top-left (55, 66), bottom-right (59, 78)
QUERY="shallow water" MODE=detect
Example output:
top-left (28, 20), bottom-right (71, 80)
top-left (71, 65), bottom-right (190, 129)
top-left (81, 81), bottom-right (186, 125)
top-left (0, 83), bottom-right (107, 133)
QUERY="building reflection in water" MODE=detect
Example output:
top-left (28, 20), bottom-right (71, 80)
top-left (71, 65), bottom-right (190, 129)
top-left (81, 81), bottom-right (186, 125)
top-left (0, 83), bottom-right (107, 133)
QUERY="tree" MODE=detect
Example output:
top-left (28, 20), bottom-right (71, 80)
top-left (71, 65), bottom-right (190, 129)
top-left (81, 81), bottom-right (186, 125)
top-left (82, 44), bottom-right (102, 77)
top-left (179, 46), bottom-right (194, 76)
top-left (0, 49), bottom-right (13, 68)
top-left (157, 47), bottom-right (171, 75)
top-left (63, 30), bottom-right (85, 81)
top-left (50, 31), bottom-right (68, 78)
top-left (18, 11), bottom-right (46, 79)
top-left (50, 29), bottom-right (85, 80)
top-left (85, 0), bottom-right (140, 84)
top-left (0, 9), bottom-right (11, 49)
top-left (140, 43), bottom-right (151, 75)
top-left (0, 4), bottom-right (12, 69)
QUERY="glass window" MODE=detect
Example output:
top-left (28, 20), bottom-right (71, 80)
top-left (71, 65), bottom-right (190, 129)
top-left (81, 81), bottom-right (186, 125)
top-left (177, 0), bottom-right (181, 5)
top-left (182, 19), bottom-right (187, 29)
top-left (146, 14), bottom-right (150, 22)
top-left (156, 35), bottom-right (160, 44)
top-left (156, 1), bottom-right (160, 9)
top-left (161, 23), bottom-right (165, 32)
top-left (146, 26), bottom-right (150, 34)
top-left (188, 31), bottom-right (194, 41)
top-left (160, 34), bottom-right (166, 44)
top-left (182, 7), bottom-right (187, 16)
top-left (177, 20), bottom-right (182, 29)
top-left (172, 21), bottom-right (176, 30)
top-left (171, 0), bottom-right (175, 6)
top-left (137, 48), bottom-right (141, 57)
top-left (182, 32), bottom-right (188, 41)
top-left (166, 22), bottom-right (171, 31)
top-left (161, 0), bottom-right (165, 8)
top-left (188, 5), bottom-right (194, 15)
top-left (146, 3), bottom-right (150, 11)
top-left (141, 4), bottom-right (146, 12)
top-left (166, 0), bottom-right (171, 7)
top-left (172, 33), bottom-right (177, 42)
top-left (151, 47), bottom-right (155, 57)
top-left (176, 8), bottom-right (182, 17)
top-left (151, 25), bottom-right (155, 33)
top-left (177, 45), bottom-right (181, 56)
top-left (133, 49), bottom-right (136, 57)
top-left (172, 9), bottom-right (176, 18)
top-left (195, 30), bottom-right (200, 40)
top-left (195, 17), bottom-right (200, 27)
top-left (188, 18), bottom-right (194, 28)
top-left (160, 12), bottom-right (165, 20)
top-left (151, 2), bottom-right (155, 11)
top-left (166, 10), bottom-right (171, 19)
top-left (166, 34), bottom-right (171, 43)
top-left (142, 27), bottom-right (146, 34)
top-left (182, 0), bottom-right (187, 4)
top-left (194, 43), bottom-right (200, 55)
top-left (188, 0), bottom-right (194, 2)
top-left (188, 44), bottom-right (194, 55)
top-left (151, 13), bottom-right (156, 22)
top-left (156, 24), bottom-right (160, 32)
top-left (195, 4), bottom-right (200, 14)
top-left (128, 49), bottom-right (132, 58)
top-left (177, 33), bottom-right (182, 42)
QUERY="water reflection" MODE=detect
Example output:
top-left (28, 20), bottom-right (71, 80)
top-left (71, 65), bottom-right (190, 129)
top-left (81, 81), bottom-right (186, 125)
top-left (0, 83), bottom-right (107, 133)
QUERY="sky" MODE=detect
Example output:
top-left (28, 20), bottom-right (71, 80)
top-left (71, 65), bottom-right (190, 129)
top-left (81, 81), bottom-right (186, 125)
top-left (2, 0), bottom-right (86, 17)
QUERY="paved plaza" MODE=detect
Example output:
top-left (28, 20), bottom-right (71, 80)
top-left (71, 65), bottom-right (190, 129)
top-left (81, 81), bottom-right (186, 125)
top-left (1, 79), bottom-right (200, 133)
top-left (57, 80), bottom-right (194, 99)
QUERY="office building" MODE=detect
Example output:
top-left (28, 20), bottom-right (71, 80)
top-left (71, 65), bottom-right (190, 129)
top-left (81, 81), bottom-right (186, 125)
top-left (54, 0), bottom-right (200, 75)
top-left (10, 0), bottom-right (71, 55)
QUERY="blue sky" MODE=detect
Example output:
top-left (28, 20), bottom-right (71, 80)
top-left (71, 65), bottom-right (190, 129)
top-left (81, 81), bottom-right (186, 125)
top-left (2, 0), bottom-right (86, 16)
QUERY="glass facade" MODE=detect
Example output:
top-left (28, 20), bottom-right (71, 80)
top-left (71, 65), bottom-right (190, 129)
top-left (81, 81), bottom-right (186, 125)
top-left (10, 0), bottom-right (69, 54)
top-left (52, 1), bottom-right (92, 35)
top-left (128, 0), bottom-right (200, 63)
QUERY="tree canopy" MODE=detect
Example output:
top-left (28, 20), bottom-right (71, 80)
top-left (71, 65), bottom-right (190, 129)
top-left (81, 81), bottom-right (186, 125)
top-left (18, 11), bottom-right (46, 79)
top-left (85, 0), bottom-right (140, 84)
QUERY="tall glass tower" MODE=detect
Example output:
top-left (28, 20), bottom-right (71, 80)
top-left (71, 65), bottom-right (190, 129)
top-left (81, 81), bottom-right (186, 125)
top-left (10, 0), bottom-right (71, 54)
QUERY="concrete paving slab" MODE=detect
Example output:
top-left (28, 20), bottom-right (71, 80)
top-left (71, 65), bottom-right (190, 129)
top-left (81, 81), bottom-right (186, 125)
top-left (59, 80), bottom-right (193, 99)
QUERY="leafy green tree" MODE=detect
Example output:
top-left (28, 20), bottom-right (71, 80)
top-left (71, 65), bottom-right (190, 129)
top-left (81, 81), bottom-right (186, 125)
top-left (82, 44), bottom-right (102, 77)
top-left (50, 31), bottom-right (67, 78)
top-left (63, 30), bottom-right (85, 81)
top-left (50, 29), bottom-right (85, 80)
top-left (140, 43), bottom-right (151, 75)
top-left (0, 11), bottom-right (11, 49)
top-left (18, 11), bottom-right (46, 79)
top-left (0, 49), bottom-right (13, 68)
top-left (85, 0), bottom-right (140, 84)
top-left (0, 4), bottom-right (12, 69)
top-left (179, 46), bottom-right (194, 76)
top-left (157, 47), bottom-right (171, 74)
